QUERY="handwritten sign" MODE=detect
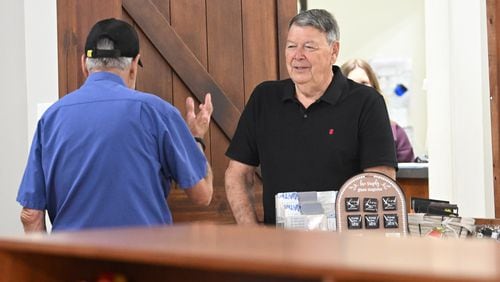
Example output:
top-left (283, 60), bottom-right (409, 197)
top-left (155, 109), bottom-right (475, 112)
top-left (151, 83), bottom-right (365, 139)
top-left (336, 172), bottom-right (408, 236)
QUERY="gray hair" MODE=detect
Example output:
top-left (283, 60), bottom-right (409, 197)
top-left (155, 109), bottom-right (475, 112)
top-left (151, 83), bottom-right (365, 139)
top-left (289, 9), bottom-right (339, 45)
top-left (85, 38), bottom-right (133, 72)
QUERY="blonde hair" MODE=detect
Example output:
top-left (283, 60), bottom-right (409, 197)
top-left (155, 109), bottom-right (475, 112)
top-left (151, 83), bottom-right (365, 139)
top-left (340, 59), bottom-right (382, 94)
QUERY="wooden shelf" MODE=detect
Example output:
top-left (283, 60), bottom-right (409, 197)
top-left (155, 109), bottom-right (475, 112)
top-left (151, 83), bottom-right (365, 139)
top-left (1, 224), bottom-right (499, 281)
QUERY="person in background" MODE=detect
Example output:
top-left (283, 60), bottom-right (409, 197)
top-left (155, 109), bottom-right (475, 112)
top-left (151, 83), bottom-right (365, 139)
top-left (225, 9), bottom-right (397, 225)
top-left (341, 58), bottom-right (415, 162)
top-left (17, 18), bottom-right (213, 232)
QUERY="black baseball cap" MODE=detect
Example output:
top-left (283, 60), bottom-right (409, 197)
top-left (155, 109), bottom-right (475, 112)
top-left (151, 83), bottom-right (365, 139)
top-left (85, 18), bottom-right (143, 66)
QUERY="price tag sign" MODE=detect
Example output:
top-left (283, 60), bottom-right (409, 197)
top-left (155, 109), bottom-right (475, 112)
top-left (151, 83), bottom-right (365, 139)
top-left (336, 172), bottom-right (408, 236)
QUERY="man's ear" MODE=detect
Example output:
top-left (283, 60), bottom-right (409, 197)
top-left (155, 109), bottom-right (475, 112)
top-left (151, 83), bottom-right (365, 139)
top-left (330, 41), bottom-right (340, 65)
top-left (128, 54), bottom-right (140, 89)
top-left (81, 55), bottom-right (89, 77)
top-left (130, 55), bottom-right (140, 75)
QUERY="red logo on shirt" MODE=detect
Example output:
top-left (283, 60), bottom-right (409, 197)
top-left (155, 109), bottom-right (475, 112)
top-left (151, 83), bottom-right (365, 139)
top-left (329, 129), bottom-right (335, 135)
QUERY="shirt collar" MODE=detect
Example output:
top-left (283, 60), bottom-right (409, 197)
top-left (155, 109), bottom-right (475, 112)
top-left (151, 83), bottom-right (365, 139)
top-left (84, 71), bottom-right (127, 87)
top-left (282, 65), bottom-right (348, 106)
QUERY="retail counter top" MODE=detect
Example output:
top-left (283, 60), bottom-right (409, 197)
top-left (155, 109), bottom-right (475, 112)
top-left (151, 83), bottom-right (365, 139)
top-left (397, 162), bottom-right (428, 179)
top-left (0, 223), bottom-right (498, 282)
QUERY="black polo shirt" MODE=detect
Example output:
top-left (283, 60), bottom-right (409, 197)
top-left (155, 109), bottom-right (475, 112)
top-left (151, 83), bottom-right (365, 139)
top-left (226, 66), bottom-right (397, 224)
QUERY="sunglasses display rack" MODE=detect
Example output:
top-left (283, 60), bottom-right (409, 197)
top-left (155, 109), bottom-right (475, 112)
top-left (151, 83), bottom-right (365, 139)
top-left (336, 172), bottom-right (408, 237)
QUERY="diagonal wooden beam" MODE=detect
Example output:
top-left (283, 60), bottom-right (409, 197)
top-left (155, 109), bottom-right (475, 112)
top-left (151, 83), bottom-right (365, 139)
top-left (122, 0), bottom-right (241, 139)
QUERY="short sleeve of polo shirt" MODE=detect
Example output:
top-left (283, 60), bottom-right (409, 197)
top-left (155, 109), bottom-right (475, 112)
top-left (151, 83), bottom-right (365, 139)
top-left (140, 102), bottom-right (207, 189)
top-left (225, 87), bottom-right (260, 167)
top-left (17, 121), bottom-right (47, 210)
top-left (357, 92), bottom-right (397, 169)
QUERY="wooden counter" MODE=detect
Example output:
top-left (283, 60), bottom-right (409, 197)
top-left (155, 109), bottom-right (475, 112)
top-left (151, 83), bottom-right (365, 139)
top-left (397, 163), bottom-right (429, 211)
top-left (0, 223), bottom-right (499, 282)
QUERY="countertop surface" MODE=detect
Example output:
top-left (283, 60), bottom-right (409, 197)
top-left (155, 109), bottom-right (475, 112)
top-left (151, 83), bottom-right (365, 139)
top-left (0, 223), bottom-right (499, 282)
top-left (397, 162), bottom-right (428, 179)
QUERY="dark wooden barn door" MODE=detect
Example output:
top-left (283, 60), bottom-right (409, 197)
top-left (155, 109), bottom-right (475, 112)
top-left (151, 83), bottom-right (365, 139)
top-left (487, 0), bottom-right (500, 218)
top-left (57, 0), bottom-right (297, 223)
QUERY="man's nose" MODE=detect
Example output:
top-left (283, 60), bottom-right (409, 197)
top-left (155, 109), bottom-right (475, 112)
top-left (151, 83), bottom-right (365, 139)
top-left (293, 47), bottom-right (305, 59)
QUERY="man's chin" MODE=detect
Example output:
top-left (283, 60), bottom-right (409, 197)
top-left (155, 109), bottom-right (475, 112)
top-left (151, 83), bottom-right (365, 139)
top-left (290, 75), bottom-right (310, 85)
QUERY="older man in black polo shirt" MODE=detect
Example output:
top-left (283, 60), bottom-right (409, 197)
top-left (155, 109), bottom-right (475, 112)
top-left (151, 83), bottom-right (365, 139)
top-left (225, 9), bottom-right (397, 225)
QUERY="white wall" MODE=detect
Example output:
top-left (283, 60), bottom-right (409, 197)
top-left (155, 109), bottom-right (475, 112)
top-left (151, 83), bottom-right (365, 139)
top-left (0, 0), bottom-right (58, 235)
top-left (0, 0), bottom-right (28, 235)
top-left (24, 1), bottom-right (59, 140)
top-left (308, 0), bottom-right (427, 157)
top-left (308, 0), bottom-right (494, 217)
top-left (425, 0), bottom-right (494, 217)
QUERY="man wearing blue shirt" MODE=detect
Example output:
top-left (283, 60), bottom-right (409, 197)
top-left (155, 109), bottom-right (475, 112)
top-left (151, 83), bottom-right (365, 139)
top-left (17, 18), bottom-right (213, 232)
